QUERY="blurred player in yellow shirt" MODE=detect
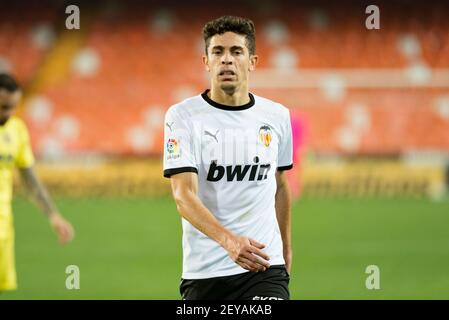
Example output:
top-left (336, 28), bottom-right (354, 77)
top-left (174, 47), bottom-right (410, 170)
top-left (0, 74), bottom-right (74, 291)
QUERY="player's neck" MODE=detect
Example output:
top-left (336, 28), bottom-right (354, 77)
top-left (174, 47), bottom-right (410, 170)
top-left (209, 86), bottom-right (250, 107)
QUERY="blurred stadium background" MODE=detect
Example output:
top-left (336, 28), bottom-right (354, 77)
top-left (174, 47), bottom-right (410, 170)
top-left (2, 0), bottom-right (449, 299)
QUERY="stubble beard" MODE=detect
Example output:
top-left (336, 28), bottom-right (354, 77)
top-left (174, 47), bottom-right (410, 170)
top-left (220, 83), bottom-right (237, 95)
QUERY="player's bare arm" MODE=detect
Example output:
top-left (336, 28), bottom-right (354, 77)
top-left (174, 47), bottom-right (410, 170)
top-left (170, 171), bottom-right (270, 272)
top-left (19, 167), bottom-right (74, 245)
top-left (275, 171), bottom-right (293, 274)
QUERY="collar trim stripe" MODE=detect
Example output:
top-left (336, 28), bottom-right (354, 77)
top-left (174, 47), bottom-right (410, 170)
top-left (201, 89), bottom-right (255, 111)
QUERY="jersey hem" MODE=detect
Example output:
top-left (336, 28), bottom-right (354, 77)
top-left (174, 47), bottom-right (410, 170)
top-left (164, 166), bottom-right (198, 178)
top-left (181, 259), bottom-right (286, 280)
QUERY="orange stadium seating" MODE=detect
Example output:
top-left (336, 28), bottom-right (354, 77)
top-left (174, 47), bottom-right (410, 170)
top-left (2, 1), bottom-right (448, 156)
top-left (0, 1), bottom-right (58, 84)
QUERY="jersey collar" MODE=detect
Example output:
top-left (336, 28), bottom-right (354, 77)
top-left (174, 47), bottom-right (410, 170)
top-left (201, 89), bottom-right (255, 111)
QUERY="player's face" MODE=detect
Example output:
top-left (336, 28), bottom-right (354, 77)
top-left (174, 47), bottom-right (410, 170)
top-left (203, 32), bottom-right (258, 94)
top-left (0, 89), bottom-right (21, 124)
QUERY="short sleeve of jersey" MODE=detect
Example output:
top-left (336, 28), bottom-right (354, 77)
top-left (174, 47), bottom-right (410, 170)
top-left (163, 107), bottom-right (198, 178)
top-left (277, 109), bottom-right (293, 171)
top-left (15, 121), bottom-right (35, 169)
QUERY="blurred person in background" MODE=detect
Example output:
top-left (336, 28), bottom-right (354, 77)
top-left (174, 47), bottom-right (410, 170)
top-left (0, 73), bottom-right (74, 292)
top-left (287, 113), bottom-right (307, 200)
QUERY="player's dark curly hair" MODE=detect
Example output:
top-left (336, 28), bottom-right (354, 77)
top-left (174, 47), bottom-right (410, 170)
top-left (203, 16), bottom-right (256, 55)
top-left (0, 73), bottom-right (20, 92)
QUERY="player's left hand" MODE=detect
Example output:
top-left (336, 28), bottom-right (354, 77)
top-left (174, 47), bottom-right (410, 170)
top-left (49, 213), bottom-right (75, 245)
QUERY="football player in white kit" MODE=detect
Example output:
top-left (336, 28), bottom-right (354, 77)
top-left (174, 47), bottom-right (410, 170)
top-left (163, 16), bottom-right (293, 300)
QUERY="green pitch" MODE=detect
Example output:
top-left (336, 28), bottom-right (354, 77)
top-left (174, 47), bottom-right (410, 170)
top-left (2, 196), bottom-right (449, 299)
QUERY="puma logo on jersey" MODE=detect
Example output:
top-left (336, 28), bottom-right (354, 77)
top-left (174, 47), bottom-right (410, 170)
top-left (206, 156), bottom-right (271, 182)
top-left (204, 129), bottom-right (219, 143)
top-left (165, 122), bottom-right (174, 131)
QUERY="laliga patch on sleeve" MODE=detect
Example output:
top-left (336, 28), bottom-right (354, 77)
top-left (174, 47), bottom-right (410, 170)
top-left (166, 137), bottom-right (180, 160)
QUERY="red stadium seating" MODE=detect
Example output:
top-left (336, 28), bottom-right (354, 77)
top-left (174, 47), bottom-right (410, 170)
top-left (2, 1), bottom-right (448, 156)
top-left (0, 1), bottom-right (58, 84)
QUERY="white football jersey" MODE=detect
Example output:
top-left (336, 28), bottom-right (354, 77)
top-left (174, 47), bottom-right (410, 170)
top-left (163, 89), bottom-right (293, 279)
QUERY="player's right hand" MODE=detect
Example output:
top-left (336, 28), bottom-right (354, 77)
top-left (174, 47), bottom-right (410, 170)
top-left (224, 236), bottom-right (270, 272)
top-left (49, 213), bottom-right (75, 245)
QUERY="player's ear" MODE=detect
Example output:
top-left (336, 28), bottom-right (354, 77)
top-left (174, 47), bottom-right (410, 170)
top-left (249, 54), bottom-right (258, 72)
top-left (202, 54), bottom-right (210, 72)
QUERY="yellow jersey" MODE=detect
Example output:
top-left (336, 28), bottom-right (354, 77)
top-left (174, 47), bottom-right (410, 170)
top-left (0, 116), bottom-right (34, 239)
